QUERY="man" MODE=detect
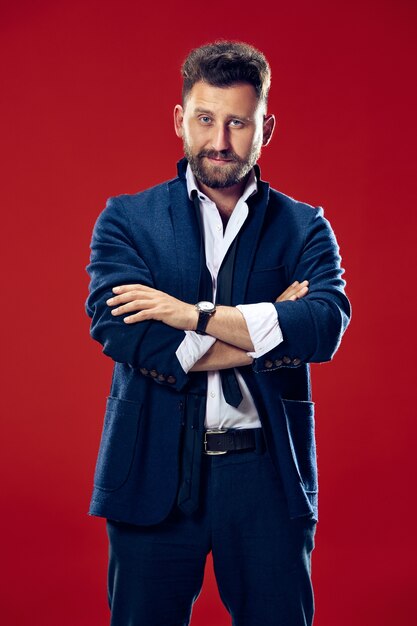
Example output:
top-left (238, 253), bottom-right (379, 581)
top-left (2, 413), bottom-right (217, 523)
top-left (85, 40), bottom-right (351, 626)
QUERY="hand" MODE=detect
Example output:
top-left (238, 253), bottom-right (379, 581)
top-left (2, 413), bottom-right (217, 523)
top-left (275, 280), bottom-right (309, 302)
top-left (106, 284), bottom-right (197, 330)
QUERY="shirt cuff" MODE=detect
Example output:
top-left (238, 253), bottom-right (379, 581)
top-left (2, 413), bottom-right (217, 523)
top-left (236, 303), bottom-right (283, 358)
top-left (176, 331), bottom-right (217, 373)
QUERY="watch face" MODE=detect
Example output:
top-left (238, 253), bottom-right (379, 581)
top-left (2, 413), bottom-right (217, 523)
top-left (198, 301), bottom-right (215, 313)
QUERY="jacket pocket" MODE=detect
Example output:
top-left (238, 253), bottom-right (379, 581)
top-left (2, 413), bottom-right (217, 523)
top-left (245, 264), bottom-right (288, 304)
top-left (93, 396), bottom-right (143, 492)
top-left (282, 398), bottom-right (318, 493)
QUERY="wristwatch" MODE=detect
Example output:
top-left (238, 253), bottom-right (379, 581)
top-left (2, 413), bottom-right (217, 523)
top-left (195, 301), bottom-right (216, 335)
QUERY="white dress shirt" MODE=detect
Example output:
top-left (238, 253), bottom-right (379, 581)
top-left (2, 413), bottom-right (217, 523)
top-left (175, 164), bottom-right (284, 430)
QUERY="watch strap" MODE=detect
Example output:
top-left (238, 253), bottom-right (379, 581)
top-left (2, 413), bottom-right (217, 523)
top-left (196, 310), bottom-right (211, 335)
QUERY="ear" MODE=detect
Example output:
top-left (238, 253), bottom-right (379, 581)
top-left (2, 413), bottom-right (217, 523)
top-left (262, 114), bottom-right (276, 146)
top-left (174, 104), bottom-right (184, 138)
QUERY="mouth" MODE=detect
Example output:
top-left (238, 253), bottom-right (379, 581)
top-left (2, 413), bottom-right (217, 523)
top-left (205, 156), bottom-right (234, 164)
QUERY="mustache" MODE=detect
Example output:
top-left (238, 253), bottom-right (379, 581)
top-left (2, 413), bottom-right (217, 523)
top-left (197, 149), bottom-right (242, 162)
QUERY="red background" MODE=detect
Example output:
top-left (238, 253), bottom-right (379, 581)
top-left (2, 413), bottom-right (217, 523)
top-left (2, 1), bottom-right (416, 624)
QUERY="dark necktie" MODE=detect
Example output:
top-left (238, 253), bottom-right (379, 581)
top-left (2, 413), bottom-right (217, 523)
top-left (216, 236), bottom-right (244, 408)
top-left (193, 191), bottom-right (243, 408)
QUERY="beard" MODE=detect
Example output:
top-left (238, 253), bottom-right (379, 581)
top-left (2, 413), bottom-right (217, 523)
top-left (183, 138), bottom-right (262, 189)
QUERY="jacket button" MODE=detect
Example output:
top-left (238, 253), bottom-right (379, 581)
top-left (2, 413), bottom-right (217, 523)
top-left (283, 356), bottom-right (291, 364)
top-left (150, 369), bottom-right (158, 378)
top-left (274, 359), bottom-right (283, 367)
top-left (167, 375), bottom-right (176, 384)
top-left (157, 374), bottom-right (166, 382)
top-left (139, 367), bottom-right (149, 376)
top-left (264, 359), bottom-right (273, 368)
top-left (292, 357), bottom-right (301, 366)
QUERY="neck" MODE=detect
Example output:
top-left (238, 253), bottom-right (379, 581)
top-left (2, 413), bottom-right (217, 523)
top-left (196, 174), bottom-right (249, 215)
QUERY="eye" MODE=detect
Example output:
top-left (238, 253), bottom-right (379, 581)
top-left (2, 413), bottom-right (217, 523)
top-left (229, 119), bottom-right (244, 128)
top-left (199, 116), bottom-right (212, 124)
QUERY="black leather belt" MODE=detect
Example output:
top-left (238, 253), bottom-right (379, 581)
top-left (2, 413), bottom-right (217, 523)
top-left (203, 428), bottom-right (264, 455)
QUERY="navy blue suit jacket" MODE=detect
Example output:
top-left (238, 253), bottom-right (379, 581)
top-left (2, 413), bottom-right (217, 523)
top-left (85, 158), bottom-right (351, 525)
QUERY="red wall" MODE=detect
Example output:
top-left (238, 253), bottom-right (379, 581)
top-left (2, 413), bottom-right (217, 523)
top-left (2, 1), bottom-right (416, 624)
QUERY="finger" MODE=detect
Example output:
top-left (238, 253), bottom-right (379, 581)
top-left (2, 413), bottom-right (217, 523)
top-left (287, 280), bottom-right (309, 296)
top-left (107, 290), bottom-right (155, 305)
top-left (276, 281), bottom-right (309, 302)
top-left (288, 285), bottom-right (309, 301)
top-left (112, 284), bottom-right (155, 294)
top-left (110, 300), bottom-right (154, 315)
top-left (280, 280), bottom-right (308, 296)
top-left (275, 282), bottom-right (299, 302)
top-left (276, 281), bottom-right (305, 302)
top-left (292, 282), bottom-right (309, 293)
top-left (285, 280), bottom-right (301, 293)
top-left (107, 292), bottom-right (136, 305)
top-left (124, 310), bottom-right (152, 323)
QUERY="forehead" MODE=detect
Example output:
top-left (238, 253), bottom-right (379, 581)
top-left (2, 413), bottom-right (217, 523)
top-left (184, 81), bottom-right (262, 118)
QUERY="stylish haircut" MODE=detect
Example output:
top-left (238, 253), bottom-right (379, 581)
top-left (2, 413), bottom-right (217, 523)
top-left (181, 40), bottom-right (271, 108)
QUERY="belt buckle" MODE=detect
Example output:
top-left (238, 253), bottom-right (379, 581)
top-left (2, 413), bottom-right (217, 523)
top-left (204, 429), bottom-right (228, 455)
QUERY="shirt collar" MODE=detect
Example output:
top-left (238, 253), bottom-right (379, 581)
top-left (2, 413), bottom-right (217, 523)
top-left (185, 162), bottom-right (258, 204)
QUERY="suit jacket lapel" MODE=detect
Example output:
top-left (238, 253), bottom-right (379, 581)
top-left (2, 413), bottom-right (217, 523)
top-left (232, 178), bottom-right (270, 304)
top-left (168, 175), bottom-right (202, 304)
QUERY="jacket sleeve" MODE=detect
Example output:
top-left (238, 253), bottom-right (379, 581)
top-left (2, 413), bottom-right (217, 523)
top-left (85, 196), bottom-right (189, 391)
top-left (252, 206), bottom-right (351, 373)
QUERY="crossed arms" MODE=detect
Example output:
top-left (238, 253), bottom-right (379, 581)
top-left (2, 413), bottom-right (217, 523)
top-left (85, 196), bottom-right (351, 390)
top-left (105, 281), bottom-right (309, 371)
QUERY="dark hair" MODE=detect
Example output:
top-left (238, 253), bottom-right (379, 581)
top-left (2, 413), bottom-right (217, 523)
top-left (181, 40), bottom-right (271, 107)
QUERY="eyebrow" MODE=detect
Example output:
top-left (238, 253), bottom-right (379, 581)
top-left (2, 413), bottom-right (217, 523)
top-left (193, 107), bottom-right (251, 121)
top-left (194, 107), bottom-right (214, 115)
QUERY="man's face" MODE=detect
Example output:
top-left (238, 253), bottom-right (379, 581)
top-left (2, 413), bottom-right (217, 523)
top-left (174, 81), bottom-right (275, 189)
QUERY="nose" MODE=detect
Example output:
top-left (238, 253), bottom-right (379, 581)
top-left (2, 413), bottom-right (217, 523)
top-left (211, 124), bottom-right (230, 153)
